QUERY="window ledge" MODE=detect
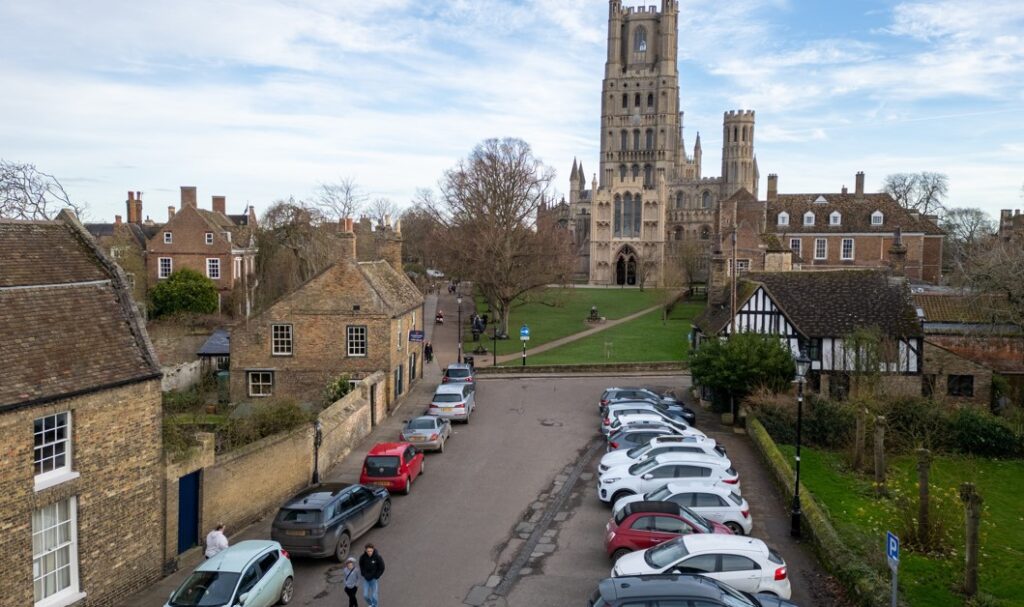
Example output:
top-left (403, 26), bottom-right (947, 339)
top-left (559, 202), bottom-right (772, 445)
top-left (35, 590), bottom-right (86, 607)
top-left (34, 470), bottom-right (80, 493)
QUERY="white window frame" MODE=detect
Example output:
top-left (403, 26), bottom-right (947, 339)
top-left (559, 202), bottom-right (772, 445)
top-left (777, 212), bottom-right (789, 226)
top-left (271, 324), bottom-right (293, 356)
top-left (841, 238), bottom-right (855, 260)
top-left (830, 211), bottom-right (842, 226)
top-left (233, 257), bottom-right (242, 281)
top-left (814, 238), bottom-right (828, 260)
top-left (790, 238), bottom-right (801, 257)
top-left (33, 412), bottom-right (79, 492)
top-left (205, 232), bottom-right (214, 245)
top-left (163, 231), bottom-right (172, 244)
top-left (347, 325), bottom-right (368, 357)
top-left (247, 371), bottom-right (274, 397)
top-left (32, 497), bottom-right (83, 607)
top-left (871, 211), bottom-right (884, 226)
top-left (206, 258), bottom-right (220, 280)
top-left (803, 212), bottom-right (815, 226)
top-left (158, 257), bottom-right (172, 279)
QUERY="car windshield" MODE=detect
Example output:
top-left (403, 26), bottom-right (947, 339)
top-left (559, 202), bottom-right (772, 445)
top-left (644, 536), bottom-right (689, 569)
top-left (625, 444), bottom-right (652, 459)
top-left (628, 458), bottom-right (659, 476)
top-left (680, 506), bottom-right (713, 532)
top-left (364, 456), bottom-right (400, 476)
top-left (433, 394), bottom-right (462, 403)
top-left (276, 508), bottom-right (320, 524)
top-left (407, 418), bottom-right (435, 430)
top-left (446, 368), bottom-right (470, 378)
top-left (169, 571), bottom-right (241, 607)
top-left (646, 485), bottom-right (672, 501)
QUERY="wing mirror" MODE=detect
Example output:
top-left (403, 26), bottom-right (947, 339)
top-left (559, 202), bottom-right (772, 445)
top-left (237, 593), bottom-right (249, 606)
top-left (642, 473), bottom-right (654, 480)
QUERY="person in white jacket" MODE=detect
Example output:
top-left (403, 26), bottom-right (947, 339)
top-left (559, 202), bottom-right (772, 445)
top-left (204, 523), bottom-right (229, 559)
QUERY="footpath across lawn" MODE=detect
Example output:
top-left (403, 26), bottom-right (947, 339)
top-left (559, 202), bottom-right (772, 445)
top-left (459, 287), bottom-right (671, 358)
top-left (778, 445), bottom-right (1023, 607)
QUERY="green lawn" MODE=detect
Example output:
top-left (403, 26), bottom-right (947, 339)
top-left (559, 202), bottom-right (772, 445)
top-left (777, 445), bottom-right (1024, 606)
top-left (460, 287), bottom-right (672, 358)
top-left (523, 301), bottom-right (703, 365)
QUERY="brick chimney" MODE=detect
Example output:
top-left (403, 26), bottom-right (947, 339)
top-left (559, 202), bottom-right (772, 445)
top-left (335, 217), bottom-right (357, 261)
top-left (212, 195), bottom-right (226, 215)
top-left (889, 227), bottom-right (907, 278)
top-left (181, 186), bottom-right (198, 209)
top-left (114, 214), bottom-right (122, 225)
top-left (125, 191), bottom-right (136, 223)
top-left (766, 174), bottom-right (778, 202)
top-left (168, 206), bottom-right (176, 221)
top-left (841, 185), bottom-right (848, 194)
top-left (855, 172), bottom-right (865, 197)
top-left (376, 228), bottom-right (404, 276)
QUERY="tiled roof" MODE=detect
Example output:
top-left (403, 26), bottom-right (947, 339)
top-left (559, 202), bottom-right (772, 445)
top-left (0, 218), bottom-right (161, 409)
top-left (197, 328), bottom-right (231, 356)
top-left (767, 193), bottom-right (945, 235)
top-left (358, 261), bottom-right (424, 316)
top-left (914, 293), bottom-right (1015, 324)
top-left (84, 222), bottom-right (149, 248)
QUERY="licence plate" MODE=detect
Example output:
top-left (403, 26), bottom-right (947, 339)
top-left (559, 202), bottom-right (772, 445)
top-left (285, 530), bottom-right (305, 537)
top-left (409, 436), bottom-right (424, 441)
top-left (373, 481), bottom-right (390, 487)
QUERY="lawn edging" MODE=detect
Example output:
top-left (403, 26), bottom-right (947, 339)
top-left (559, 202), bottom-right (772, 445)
top-left (477, 361), bottom-right (687, 375)
top-left (746, 417), bottom-right (898, 607)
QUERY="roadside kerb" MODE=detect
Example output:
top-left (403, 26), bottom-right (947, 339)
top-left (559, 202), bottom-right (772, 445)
top-left (477, 362), bottom-right (687, 375)
top-left (746, 417), bottom-right (901, 607)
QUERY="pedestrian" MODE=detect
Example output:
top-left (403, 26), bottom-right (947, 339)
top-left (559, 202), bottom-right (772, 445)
top-left (343, 557), bottom-right (361, 607)
top-left (358, 543), bottom-right (385, 607)
top-left (204, 523), bottom-right (228, 559)
top-left (424, 342), bottom-right (433, 363)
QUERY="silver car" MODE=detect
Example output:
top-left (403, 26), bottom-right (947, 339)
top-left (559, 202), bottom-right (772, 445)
top-left (165, 540), bottom-right (293, 607)
top-left (399, 415), bottom-right (452, 452)
top-left (428, 383), bottom-right (476, 422)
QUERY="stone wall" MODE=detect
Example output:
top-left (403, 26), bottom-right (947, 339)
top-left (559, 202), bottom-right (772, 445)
top-left (923, 340), bottom-right (993, 405)
top-left (161, 360), bottom-right (203, 391)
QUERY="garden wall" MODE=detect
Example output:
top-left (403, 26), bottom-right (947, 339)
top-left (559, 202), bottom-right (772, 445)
top-left (161, 360), bottom-right (203, 391)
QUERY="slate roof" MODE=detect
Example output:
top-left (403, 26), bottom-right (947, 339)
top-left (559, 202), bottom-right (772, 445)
top-left (197, 328), bottom-right (231, 356)
top-left (697, 270), bottom-right (922, 338)
top-left (767, 193), bottom-right (945, 235)
top-left (914, 293), bottom-right (1016, 324)
top-left (84, 222), bottom-right (149, 248)
top-left (0, 218), bottom-right (161, 410)
top-left (358, 260), bottom-right (424, 316)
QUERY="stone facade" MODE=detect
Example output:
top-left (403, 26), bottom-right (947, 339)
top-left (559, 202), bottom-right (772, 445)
top-left (922, 340), bottom-right (993, 405)
top-left (999, 208), bottom-right (1024, 241)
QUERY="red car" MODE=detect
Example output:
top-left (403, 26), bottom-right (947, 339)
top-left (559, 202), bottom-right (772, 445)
top-left (605, 500), bottom-right (733, 560)
top-left (359, 442), bottom-right (425, 495)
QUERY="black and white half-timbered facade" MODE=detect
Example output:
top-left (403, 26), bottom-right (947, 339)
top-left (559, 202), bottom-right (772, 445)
top-left (694, 270), bottom-right (924, 398)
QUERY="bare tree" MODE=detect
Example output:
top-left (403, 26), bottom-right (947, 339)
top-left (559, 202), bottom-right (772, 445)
top-left (426, 138), bottom-right (575, 334)
top-left (1, 160), bottom-right (87, 220)
top-left (399, 199), bottom-right (440, 267)
top-left (882, 172), bottom-right (949, 215)
top-left (960, 239), bottom-right (1024, 327)
top-left (941, 207), bottom-right (996, 273)
top-left (254, 198), bottom-right (337, 309)
top-left (366, 197), bottom-right (400, 228)
top-left (315, 177), bottom-right (365, 220)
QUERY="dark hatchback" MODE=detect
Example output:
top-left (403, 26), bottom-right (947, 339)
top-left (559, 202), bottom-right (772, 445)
top-left (270, 482), bottom-right (390, 562)
top-left (589, 573), bottom-right (800, 607)
top-left (601, 388), bottom-right (696, 425)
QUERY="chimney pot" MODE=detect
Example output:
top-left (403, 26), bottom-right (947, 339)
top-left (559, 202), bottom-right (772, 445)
top-left (128, 191), bottom-right (135, 202)
top-left (168, 206), bottom-right (176, 221)
top-left (766, 174), bottom-right (778, 202)
top-left (114, 215), bottom-right (122, 225)
top-left (212, 195), bottom-right (226, 215)
top-left (841, 186), bottom-right (848, 194)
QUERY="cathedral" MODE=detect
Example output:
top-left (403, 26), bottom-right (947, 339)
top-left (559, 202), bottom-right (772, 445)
top-left (562, 0), bottom-right (758, 286)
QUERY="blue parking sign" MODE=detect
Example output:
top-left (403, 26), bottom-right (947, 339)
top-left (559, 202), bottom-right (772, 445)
top-left (520, 325), bottom-right (530, 341)
top-left (886, 531), bottom-right (899, 570)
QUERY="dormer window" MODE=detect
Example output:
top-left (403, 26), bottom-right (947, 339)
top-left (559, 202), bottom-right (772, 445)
top-left (829, 211), bottom-right (842, 226)
top-left (777, 212), bottom-right (789, 226)
top-left (814, 195), bottom-right (828, 204)
top-left (871, 211), bottom-right (884, 226)
top-left (803, 212), bottom-right (815, 226)
top-left (205, 232), bottom-right (213, 245)
top-left (163, 231), bottom-right (172, 244)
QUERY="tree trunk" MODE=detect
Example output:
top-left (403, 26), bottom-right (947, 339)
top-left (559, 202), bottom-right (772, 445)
top-left (874, 416), bottom-right (887, 496)
top-left (917, 448), bottom-right (932, 547)
top-left (960, 483), bottom-right (983, 597)
top-left (853, 409), bottom-right (866, 471)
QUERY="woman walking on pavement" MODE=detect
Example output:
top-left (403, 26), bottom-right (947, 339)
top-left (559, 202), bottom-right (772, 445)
top-left (359, 543), bottom-right (385, 607)
top-left (342, 557), bottom-right (361, 607)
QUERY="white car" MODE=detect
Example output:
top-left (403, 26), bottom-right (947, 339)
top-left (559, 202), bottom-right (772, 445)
top-left (611, 534), bottom-right (792, 599)
top-left (599, 436), bottom-right (727, 474)
top-left (613, 481), bottom-right (753, 535)
top-left (598, 453), bottom-right (739, 504)
top-left (606, 413), bottom-right (704, 439)
top-left (602, 402), bottom-right (691, 434)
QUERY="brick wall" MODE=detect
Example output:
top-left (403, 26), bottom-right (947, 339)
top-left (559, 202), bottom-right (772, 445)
top-left (923, 341), bottom-right (993, 405)
top-left (0, 380), bottom-right (163, 607)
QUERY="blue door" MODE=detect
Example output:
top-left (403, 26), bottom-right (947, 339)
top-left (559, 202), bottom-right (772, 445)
top-left (177, 471), bottom-right (201, 554)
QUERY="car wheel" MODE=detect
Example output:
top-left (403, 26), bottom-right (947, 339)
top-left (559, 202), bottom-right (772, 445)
top-left (403, 475), bottom-right (413, 495)
top-left (420, 460), bottom-right (426, 475)
top-left (334, 532), bottom-right (351, 562)
top-left (611, 548), bottom-right (632, 561)
top-left (725, 522), bottom-right (745, 535)
top-left (377, 500), bottom-right (392, 527)
top-left (611, 490), bottom-right (634, 504)
top-left (277, 576), bottom-right (294, 605)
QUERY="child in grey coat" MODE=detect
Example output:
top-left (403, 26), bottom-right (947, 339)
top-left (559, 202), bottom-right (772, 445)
top-left (343, 557), bottom-right (361, 607)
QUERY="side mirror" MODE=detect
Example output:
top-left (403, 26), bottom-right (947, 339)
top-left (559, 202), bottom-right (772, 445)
top-left (237, 593), bottom-right (249, 606)
top-left (642, 474), bottom-right (653, 480)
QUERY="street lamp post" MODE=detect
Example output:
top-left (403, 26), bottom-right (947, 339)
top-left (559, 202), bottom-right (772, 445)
top-left (457, 294), bottom-right (463, 364)
top-left (312, 419), bottom-right (323, 485)
top-left (790, 349), bottom-right (812, 538)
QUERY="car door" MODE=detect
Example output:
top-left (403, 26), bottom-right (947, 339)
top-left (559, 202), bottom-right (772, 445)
top-left (714, 554), bottom-right (763, 593)
top-left (625, 515), bottom-right (659, 550)
top-left (694, 492), bottom-right (730, 523)
top-left (350, 487), bottom-right (378, 535)
top-left (334, 492), bottom-right (363, 539)
top-left (463, 385), bottom-right (475, 413)
top-left (648, 514), bottom-right (693, 545)
top-left (672, 553), bottom-right (718, 576)
top-left (405, 446), bottom-right (423, 479)
top-left (638, 463), bottom-right (677, 493)
top-left (253, 550), bottom-right (283, 606)
top-left (233, 558), bottom-right (266, 607)
top-left (440, 417), bottom-right (452, 440)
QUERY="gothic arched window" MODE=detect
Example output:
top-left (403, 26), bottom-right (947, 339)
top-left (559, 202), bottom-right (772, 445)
top-left (644, 165), bottom-right (653, 187)
top-left (634, 93), bottom-right (641, 108)
top-left (676, 192), bottom-right (684, 209)
top-left (619, 164), bottom-right (627, 181)
top-left (620, 130), bottom-right (628, 150)
top-left (645, 129), bottom-right (654, 150)
top-left (674, 227), bottom-right (684, 241)
top-left (634, 27), bottom-right (647, 52)
top-left (623, 193), bottom-right (633, 237)
top-left (647, 93), bottom-right (654, 109)
top-left (702, 191), bottom-right (712, 209)
top-left (700, 225), bottom-right (711, 240)
top-left (613, 195), bottom-right (622, 237)
top-left (631, 164), bottom-right (640, 179)
top-left (633, 130), bottom-right (641, 150)
top-left (733, 126), bottom-right (739, 142)
top-left (622, 94), bottom-right (628, 109)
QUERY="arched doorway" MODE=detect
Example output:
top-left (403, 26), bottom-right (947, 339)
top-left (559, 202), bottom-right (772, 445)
top-left (615, 246), bottom-right (638, 286)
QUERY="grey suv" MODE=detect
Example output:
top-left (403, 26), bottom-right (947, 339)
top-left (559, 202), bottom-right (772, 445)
top-left (589, 574), bottom-right (800, 606)
top-left (270, 483), bottom-right (390, 562)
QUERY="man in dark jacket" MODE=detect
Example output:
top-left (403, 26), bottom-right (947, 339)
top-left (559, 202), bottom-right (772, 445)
top-left (359, 543), bottom-right (385, 607)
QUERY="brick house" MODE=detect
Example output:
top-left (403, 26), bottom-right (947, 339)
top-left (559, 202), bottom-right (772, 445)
top-left (0, 212), bottom-right (164, 607)
top-left (85, 191), bottom-right (160, 304)
top-left (146, 186), bottom-right (258, 316)
top-left (230, 221), bottom-right (424, 407)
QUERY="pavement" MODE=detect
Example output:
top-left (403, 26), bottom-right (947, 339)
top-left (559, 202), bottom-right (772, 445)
top-left (121, 289), bottom-right (847, 607)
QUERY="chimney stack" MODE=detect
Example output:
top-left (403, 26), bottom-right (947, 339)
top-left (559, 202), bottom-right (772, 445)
top-left (114, 214), bottom-right (122, 225)
top-left (767, 174), bottom-right (778, 202)
top-left (212, 196), bottom-right (226, 215)
top-left (855, 171), bottom-right (865, 196)
top-left (181, 186), bottom-right (198, 209)
top-left (889, 227), bottom-right (907, 278)
top-left (841, 185), bottom-right (848, 194)
top-left (335, 217), bottom-right (357, 261)
top-left (168, 206), bottom-right (176, 221)
top-left (126, 191), bottom-right (136, 223)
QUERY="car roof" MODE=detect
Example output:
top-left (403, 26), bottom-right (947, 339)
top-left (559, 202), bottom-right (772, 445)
top-left (664, 481), bottom-right (736, 496)
top-left (615, 424), bottom-right (675, 435)
top-left (366, 442), bottom-right (410, 456)
top-left (651, 435), bottom-right (707, 444)
top-left (282, 483), bottom-right (353, 509)
top-left (649, 452), bottom-right (729, 466)
top-left (623, 501), bottom-right (683, 517)
top-left (681, 533), bottom-right (768, 554)
top-left (407, 415), bottom-right (439, 423)
top-left (598, 573), bottom-right (727, 601)
top-left (434, 384), bottom-right (467, 394)
top-left (446, 363), bottom-right (472, 371)
top-left (607, 401), bottom-right (661, 409)
top-left (197, 540), bottom-right (279, 573)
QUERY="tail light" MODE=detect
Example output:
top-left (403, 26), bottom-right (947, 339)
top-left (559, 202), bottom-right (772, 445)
top-left (430, 433), bottom-right (439, 440)
top-left (281, 549), bottom-right (290, 560)
top-left (454, 405), bottom-right (465, 410)
top-left (774, 566), bottom-right (787, 581)
top-left (601, 399), bottom-right (609, 405)
top-left (741, 509), bottom-right (750, 519)
top-left (609, 441), bottom-right (619, 449)
top-left (442, 376), bottom-right (449, 383)
top-left (602, 418), bottom-right (610, 426)
top-left (466, 377), bottom-right (473, 383)
top-left (723, 478), bottom-right (738, 484)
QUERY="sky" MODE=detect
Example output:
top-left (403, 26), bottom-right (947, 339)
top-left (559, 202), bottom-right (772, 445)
top-left (1, 0), bottom-right (1023, 223)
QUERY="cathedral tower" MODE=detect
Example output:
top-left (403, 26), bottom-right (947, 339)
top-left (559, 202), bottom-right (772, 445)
top-left (721, 110), bottom-right (758, 198)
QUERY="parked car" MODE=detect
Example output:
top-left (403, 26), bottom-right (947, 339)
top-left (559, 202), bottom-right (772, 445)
top-left (270, 483), bottom-right (391, 561)
top-left (588, 574), bottom-right (800, 607)
top-left (613, 481), bottom-right (754, 535)
top-left (165, 540), bottom-right (294, 607)
top-left (399, 415), bottom-right (452, 452)
top-left (607, 413), bottom-right (705, 438)
top-left (611, 534), bottom-right (792, 599)
top-left (603, 402), bottom-right (693, 433)
top-left (599, 436), bottom-right (728, 473)
top-left (598, 453), bottom-right (740, 504)
top-left (428, 383), bottom-right (476, 422)
top-left (442, 362), bottom-right (475, 387)
top-left (605, 500), bottom-right (733, 560)
top-left (359, 442), bottom-right (425, 495)
top-left (600, 391), bottom-right (697, 425)
top-left (606, 424), bottom-right (678, 452)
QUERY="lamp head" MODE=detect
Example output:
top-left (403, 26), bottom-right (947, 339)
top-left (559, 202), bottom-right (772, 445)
top-left (795, 349), bottom-right (811, 380)
top-left (457, 295), bottom-right (463, 305)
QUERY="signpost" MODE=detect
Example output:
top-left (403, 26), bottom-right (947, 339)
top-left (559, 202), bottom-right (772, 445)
top-left (408, 330), bottom-right (425, 343)
top-left (520, 325), bottom-right (530, 367)
top-left (886, 531), bottom-right (899, 607)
